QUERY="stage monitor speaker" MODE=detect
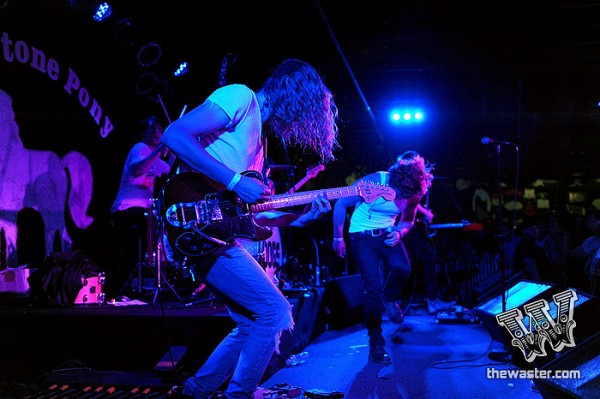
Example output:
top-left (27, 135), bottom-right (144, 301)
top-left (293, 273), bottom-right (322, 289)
top-left (475, 281), bottom-right (599, 367)
top-left (535, 330), bottom-right (600, 399)
top-left (474, 279), bottom-right (555, 343)
top-left (264, 287), bottom-right (325, 381)
top-left (515, 288), bottom-right (599, 368)
top-left (470, 270), bottom-right (522, 305)
top-left (520, 288), bottom-right (598, 342)
top-left (321, 274), bottom-right (365, 329)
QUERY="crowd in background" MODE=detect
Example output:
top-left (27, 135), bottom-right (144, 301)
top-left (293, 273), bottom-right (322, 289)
top-left (400, 178), bottom-right (600, 306)
top-left (450, 206), bottom-right (600, 297)
top-left (508, 210), bottom-right (600, 295)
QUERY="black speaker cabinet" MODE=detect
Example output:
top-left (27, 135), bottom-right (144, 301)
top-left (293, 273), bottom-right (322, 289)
top-left (475, 281), bottom-right (599, 368)
top-left (321, 274), bottom-right (365, 329)
top-left (514, 288), bottom-right (599, 368)
top-left (535, 330), bottom-right (600, 399)
top-left (474, 279), bottom-right (555, 343)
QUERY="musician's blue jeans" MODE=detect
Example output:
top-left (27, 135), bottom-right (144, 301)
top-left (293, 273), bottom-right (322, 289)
top-left (182, 241), bottom-right (293, 399)
top-left (349, 233), bottom-right (412, 347)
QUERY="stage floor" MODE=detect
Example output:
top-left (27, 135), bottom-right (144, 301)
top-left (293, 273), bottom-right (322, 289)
top-left (263, 314), bottom-right (542, 399)
top-left (0, 286), bottom-right (551, 399)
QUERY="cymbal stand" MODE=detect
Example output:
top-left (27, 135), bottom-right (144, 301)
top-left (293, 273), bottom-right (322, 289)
top-left (148, 198), bottom-right (183, 304)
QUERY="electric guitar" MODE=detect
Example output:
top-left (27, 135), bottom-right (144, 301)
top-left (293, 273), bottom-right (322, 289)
top-left (287, 164), bottom-right (325, 194)
top-left (161, 171), bottom-right (396, 257)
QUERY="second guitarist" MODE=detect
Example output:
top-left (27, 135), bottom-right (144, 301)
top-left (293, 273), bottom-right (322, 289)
top-left (332, 151), bottom-right (434, 365)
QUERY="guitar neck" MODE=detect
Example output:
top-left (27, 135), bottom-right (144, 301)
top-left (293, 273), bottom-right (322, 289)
top-left (287, 176), bottom-right (310, 194)
top-left (251, 186), bottom-right (361, 212)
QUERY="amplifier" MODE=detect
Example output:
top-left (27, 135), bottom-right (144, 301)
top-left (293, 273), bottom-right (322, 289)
top-left (0, 265), bottom-right (31, 295)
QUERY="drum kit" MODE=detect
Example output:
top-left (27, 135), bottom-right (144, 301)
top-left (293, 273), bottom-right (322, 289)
top-left (135, 163), bottom-right (324, 301)
top-left (132, 97), bottom-right (326, 299)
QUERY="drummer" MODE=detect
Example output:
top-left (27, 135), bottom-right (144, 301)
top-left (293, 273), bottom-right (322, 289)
top-left (107, 116), bottom-right (175, 301)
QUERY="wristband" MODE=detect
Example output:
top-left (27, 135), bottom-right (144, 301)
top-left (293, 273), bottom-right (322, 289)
top-left (333, 237), bottom-right (344, 242)
top-left (226, 172), bottom-right (242, 191)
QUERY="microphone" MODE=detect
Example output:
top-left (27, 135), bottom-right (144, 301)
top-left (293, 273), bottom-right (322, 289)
top-left (481, 137), bottom-right (513, 145)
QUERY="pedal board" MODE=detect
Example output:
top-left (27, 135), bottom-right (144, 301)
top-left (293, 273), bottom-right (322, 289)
top-left (435, 306), bottom-right (479, 324)
top-left (304, 389), bottom-right (345, 398)
top-left (257, 384), bottom-right (303, 398)
top-left (256, 384), bottom-right (344, 399)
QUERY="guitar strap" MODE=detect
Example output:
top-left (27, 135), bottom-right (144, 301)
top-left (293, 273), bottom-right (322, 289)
top-left (153, 154), bottom-right (181, 199)
top-left (168, 157), bottom-right (182, 177)
top-left (261, 135), bottom-right (270, 183)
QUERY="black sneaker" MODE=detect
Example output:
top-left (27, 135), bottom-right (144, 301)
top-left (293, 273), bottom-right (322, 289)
top-left (383, 300), bottom-right (404, 324)
top-left (369, 345), bottom-right (392, 364)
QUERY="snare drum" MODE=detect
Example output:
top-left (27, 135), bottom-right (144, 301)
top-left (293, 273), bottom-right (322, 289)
top-left (74, 273), bottom-right (106, 304)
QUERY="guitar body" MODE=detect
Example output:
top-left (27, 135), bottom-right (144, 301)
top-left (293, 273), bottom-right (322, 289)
top-left (161, 171), bottom-right (272, 258)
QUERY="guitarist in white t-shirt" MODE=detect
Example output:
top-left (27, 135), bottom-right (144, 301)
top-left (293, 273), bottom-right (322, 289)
top-left (332, 151), bottom-right (434, 364)
top-left (161, 59), bottom-right (339, 399)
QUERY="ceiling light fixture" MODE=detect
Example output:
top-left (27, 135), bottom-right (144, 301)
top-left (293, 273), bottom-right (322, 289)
top-left (174, 62), bottom-right (189, 77)
top-left (93, 2), bottom-right (112, 22)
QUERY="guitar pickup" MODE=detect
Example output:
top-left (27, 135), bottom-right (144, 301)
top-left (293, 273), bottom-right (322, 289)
top-left (205, 199), bottom-right (224, 223)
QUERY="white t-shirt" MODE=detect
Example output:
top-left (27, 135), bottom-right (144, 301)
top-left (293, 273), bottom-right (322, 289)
top-left (111, 142), bottom-right (171, 213)
top-left (348, 171), bottom-right (402, 233)
top-left (198, 84), bottom-right (265, 175)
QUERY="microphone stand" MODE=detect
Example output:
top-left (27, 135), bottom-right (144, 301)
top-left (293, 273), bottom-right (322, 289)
top-left (488, 142), bottom-right (517, 363)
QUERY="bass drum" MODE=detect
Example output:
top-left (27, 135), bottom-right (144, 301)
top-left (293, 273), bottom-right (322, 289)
top-left (239, 227), bottom-right (284, 271)
top-left (74, 273), bottom-right (106, 305)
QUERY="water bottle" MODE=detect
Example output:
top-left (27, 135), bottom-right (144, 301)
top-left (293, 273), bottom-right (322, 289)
top-left (285, 351), bottom-right (309, 367)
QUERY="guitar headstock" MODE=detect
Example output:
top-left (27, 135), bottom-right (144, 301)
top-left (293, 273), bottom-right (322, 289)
top-left (306, 164), bottom-right (325, 179)
top-left (357, 180), bottom-right (396, 203)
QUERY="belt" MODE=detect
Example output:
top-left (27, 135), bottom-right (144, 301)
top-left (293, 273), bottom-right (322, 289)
top-left (350, 227), bottom-right (392, 237)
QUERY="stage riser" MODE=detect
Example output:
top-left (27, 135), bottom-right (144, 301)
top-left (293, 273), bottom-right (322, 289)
top-left (0, 307), bottom-right (234, 383)
top-left (0, 288), bottom-right (325, 385)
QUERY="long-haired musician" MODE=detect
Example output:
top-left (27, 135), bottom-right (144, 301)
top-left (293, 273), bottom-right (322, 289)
top-left (161, 58), bottom-right (339, 399)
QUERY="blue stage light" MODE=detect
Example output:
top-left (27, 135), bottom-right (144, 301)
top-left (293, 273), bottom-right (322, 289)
top-left (93, 2), bottom-right (112, 22)
top-left (174, 62), bottom-right (189, 77)
top-left (389, 108), bottom-right (425, 125)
